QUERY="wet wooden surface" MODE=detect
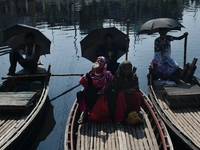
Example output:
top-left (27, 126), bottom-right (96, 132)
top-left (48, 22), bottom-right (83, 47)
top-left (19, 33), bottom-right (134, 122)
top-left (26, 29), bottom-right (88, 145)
top-left (76, 112), bottom-right (160, 150)
top-left (154, 87), bottom-right (200, 149)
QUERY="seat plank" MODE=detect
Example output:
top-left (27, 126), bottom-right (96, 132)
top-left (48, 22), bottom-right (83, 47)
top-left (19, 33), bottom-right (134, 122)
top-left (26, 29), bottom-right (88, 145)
top-left (164, 84), bottom-right (200, 98)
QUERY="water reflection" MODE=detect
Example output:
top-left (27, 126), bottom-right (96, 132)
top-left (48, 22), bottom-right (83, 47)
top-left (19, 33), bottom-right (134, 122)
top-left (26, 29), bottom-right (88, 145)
top-left (0, 0), bottom-right (200, 149)
top-left (20, 98), bottom-right (56, 150)
top-left (1, 0), bottom-right (200, 41)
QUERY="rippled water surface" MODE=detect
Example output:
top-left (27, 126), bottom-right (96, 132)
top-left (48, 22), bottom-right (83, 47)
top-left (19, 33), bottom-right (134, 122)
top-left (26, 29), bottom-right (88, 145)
top-left (0, 0), bottom-right (200, 149)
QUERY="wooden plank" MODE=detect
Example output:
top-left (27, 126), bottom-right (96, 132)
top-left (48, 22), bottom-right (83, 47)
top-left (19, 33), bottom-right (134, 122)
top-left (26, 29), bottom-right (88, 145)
top-left (164, 84), bottom-right (200, 98)
top-left (76, 124), bottom-right (81, 150)
top-left (123, 124), bottom-right (131, 150)
top-left (158, 93), bottom-right (200, 147)
top-left (0, 92), bottom-right (36, 106)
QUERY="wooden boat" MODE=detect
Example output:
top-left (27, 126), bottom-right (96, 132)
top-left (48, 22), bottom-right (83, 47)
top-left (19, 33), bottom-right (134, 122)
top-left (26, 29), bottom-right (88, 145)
top-left (147, 58), bottom-right (200, 150)
top-left (0, 62), bottom-right (51, 150)
top-left (64, 89), bottom-right (174, 150)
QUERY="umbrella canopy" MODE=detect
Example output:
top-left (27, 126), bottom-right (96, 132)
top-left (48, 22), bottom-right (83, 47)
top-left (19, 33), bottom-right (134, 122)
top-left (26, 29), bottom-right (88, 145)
top-left (80, 27), bottom-right (127, 62)
top-left (137, 18), bottom-right (184, 35)
top-left (3, 24), bottom-right (51, 56)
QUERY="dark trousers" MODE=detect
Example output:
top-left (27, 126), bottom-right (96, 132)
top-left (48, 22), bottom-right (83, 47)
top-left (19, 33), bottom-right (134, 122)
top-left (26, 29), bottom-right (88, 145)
top-left (107, 62), bottom-right (119, 75)
top-left (9, 52), bottom-right (38, 74)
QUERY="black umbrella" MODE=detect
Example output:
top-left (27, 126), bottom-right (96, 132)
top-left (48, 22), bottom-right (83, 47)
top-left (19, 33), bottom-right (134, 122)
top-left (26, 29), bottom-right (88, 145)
top-left (137, 18), bottom-right (184, 35)
top-left (3, 24), bottom-right (51, 56)
top-left (80, 27), bottom-right (127, 62)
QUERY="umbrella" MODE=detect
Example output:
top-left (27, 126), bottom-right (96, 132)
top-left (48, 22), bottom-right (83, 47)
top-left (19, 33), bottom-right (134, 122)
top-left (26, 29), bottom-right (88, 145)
top-left (3, 24), bottom-right (51, 56)
top-left (137, 18), bottom-right (184, 35)
top-left (80, 27), bottom-right (127, 62)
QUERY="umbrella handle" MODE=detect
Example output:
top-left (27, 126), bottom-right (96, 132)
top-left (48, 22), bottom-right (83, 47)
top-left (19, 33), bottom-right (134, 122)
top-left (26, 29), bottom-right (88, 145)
top-left (126, 19), bottom-right (130, 60)
top-left (183, 34), bottom-right (188, 69)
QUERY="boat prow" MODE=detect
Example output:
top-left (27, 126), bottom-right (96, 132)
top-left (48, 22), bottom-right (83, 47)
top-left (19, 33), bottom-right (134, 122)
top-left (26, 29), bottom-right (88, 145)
top-left (0, 63), bottom-right (51, 149)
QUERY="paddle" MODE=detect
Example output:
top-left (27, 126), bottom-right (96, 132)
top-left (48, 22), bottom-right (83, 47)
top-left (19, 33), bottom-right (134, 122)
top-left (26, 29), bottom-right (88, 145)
top-left (2, 73), bottom-right (84, 80)
top-left (183, 34), bottom-right (188, 69)
top-left (51, 73), bottom-right (83, 76)
top-left (50, 83), bottom-right (81, 101)
top-left (126, 19), bottom-right (130, 60)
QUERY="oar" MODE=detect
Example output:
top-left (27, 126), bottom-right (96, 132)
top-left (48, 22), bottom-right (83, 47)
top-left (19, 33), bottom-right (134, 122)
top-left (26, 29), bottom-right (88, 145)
top-left (51, 73), bottom-right (83, 76)
top-left (183, 34), bottom-right (188, 69)
top-left (50, 83), bottom-right (81, 101)
top-left (126, 19), bottom-right (130, 60)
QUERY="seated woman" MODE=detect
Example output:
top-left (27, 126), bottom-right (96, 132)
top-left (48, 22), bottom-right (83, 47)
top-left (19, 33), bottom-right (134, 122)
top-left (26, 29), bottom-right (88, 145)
top-left (77, 56), bottom-right (113, 124)
top-left (109, 61), bottom-right (143, 126)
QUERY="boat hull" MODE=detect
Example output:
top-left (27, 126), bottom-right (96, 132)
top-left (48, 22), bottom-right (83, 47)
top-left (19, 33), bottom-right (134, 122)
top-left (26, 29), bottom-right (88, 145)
top-left (0, 64), bottom-right (51, 150)
top-left (64, 89), bottom-right (173, 150)
top-left (147, 61), bottom-right (200, 150)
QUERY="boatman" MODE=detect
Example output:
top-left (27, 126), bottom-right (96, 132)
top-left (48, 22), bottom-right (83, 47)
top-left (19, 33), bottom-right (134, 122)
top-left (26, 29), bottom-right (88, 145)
top-left (95, 33), bottom-right (129, 75)
top-left (7, 32), bottom-right (41, 75)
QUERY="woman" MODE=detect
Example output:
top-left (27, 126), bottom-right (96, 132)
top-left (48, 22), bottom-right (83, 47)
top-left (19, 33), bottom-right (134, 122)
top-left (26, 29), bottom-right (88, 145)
top-left (77, 56), bottom-right (113, 123)
top-left (150, 29), bottom-right (188, 78)
top-left (110, 61), bottom-right (142, 126)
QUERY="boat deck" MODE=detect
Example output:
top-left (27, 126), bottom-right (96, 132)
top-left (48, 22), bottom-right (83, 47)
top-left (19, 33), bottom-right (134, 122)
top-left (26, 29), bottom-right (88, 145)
top-left (76, 117), bottom-right (160, 150)
top-left (0, 114), bottom-right (25, 147)
top-left (153, 86), bottom-right (200, 149)
top-left (66, 106), bottom-right (173, 150)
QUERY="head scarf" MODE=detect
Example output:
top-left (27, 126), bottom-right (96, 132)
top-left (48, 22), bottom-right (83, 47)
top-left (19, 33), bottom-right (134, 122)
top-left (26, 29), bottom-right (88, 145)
top-left (115, 61), bottom-right (132, 78)
top-left (112, 61), bottom-right (139, 91)
top-left (90, 56), bottom-right (108, 89)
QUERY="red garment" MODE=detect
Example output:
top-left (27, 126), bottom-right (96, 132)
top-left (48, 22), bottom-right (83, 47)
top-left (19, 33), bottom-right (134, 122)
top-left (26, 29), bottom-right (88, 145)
top-left (115, 91), bottom-right (141, 122)
top-left (88, 95), bottom-right (109, 122)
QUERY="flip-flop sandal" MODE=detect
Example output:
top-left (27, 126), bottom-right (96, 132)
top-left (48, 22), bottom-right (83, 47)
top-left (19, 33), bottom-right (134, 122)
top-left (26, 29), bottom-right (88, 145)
top-left (78, 112), bottom-right (87, 124)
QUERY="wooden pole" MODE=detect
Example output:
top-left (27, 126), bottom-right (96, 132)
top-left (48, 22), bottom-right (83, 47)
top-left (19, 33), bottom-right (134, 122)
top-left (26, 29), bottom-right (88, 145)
top-left (183, 34), bottom-right (188, 69)
top-left (51, 73), bottom-right (83, 76)
top-left (126, 19), bottom-right (130, 60)
top-left (2, 73), bottom-right (84, 79)
top-left (2, 74), bottom-right (47, 80)
top-left (50, 84), bottom-right (81, 101)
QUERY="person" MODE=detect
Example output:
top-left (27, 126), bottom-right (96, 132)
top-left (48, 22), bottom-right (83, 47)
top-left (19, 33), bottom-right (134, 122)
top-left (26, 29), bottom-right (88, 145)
top-left (150, 29), bottom-right (188, 78)
top-left (108, 61), bottom-right (143, 127)
top-left (95, 33), bottom-right (129, 75)
top-left (7, 32), bottom-right (41, 75)
top-left (77, 56), bottom-right (113, 124)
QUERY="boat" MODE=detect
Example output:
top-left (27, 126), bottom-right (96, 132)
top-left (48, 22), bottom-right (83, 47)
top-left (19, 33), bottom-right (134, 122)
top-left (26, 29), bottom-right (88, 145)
top-left (64, 89), bottom-right (174, 150)
top-left (147, 57), bottom-right (200, 150)
top-left (0, 62), bottom-right (51, 150)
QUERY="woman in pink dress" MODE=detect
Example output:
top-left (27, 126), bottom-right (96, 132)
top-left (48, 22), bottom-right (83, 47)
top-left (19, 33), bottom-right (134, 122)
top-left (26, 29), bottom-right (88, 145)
top-left (77, 56), bottom-right (113, 123)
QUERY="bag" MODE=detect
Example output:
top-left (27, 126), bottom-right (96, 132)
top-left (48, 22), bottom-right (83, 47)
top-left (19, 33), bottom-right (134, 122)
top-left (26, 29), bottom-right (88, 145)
top-left (88, 95), bottom-right (109, 122)
top-left (125, 111), bottom-right (143, 125)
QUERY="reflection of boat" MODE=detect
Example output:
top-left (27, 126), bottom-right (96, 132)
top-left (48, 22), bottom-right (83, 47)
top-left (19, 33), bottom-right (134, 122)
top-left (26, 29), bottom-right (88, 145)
top-left (64, 89), bottom-right (174, 150)
top-left (147, 58), bottom-right (200, 150)
top-left (20, 97), bottom-right (56, 150)
top-left (0, 63), bottom-right (51, 149)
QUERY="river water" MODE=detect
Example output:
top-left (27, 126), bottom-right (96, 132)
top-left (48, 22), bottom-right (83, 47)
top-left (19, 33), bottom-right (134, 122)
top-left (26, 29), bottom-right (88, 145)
top-left (0, 0), bottom-right (200, 149)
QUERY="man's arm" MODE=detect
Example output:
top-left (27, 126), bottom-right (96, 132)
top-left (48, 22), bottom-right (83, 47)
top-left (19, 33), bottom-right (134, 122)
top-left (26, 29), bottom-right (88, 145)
top-left (173, 32), bottom-right (188, 40)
